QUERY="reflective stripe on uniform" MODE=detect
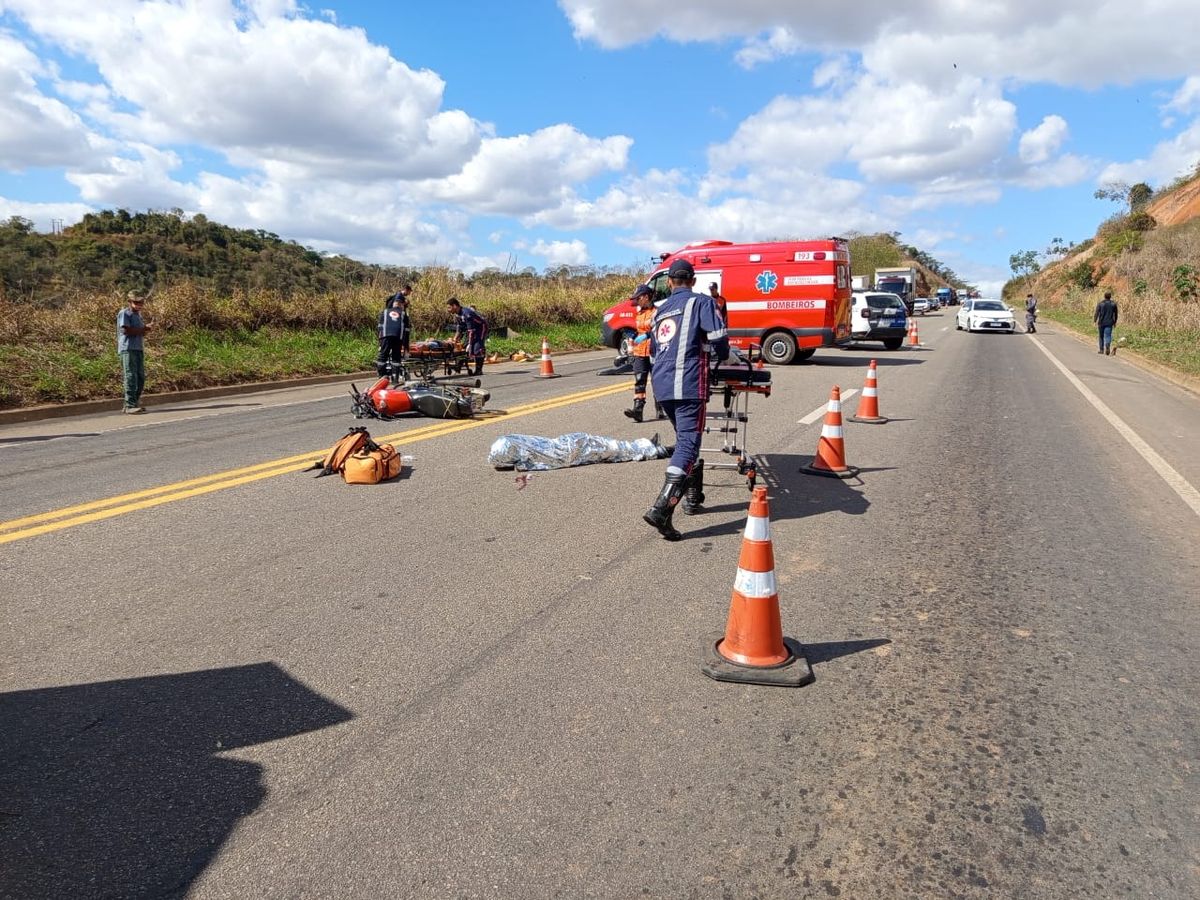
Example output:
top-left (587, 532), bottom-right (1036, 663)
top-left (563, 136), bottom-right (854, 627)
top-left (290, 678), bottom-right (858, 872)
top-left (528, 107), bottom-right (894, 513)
top-left (672, 296), bottom-right (696, 398)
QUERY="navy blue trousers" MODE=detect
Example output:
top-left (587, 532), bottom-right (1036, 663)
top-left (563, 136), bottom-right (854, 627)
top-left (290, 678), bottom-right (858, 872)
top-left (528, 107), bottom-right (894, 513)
top-left (659, 398), bottom-right (705, 474)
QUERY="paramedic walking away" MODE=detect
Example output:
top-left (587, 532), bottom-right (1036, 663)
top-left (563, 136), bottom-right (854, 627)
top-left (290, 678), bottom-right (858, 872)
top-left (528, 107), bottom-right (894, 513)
top-left (643, 258), bottom-right (730, 541)
top-left (623, 284), bottom-right (664, 422)
top-left (448, 297), bottom-right (488, 376)
top-left (117, 291), bottom-right (151, 414)
top-left (1094, 290), bottom-right (1119, 355)
top-left (1024, 292), bottom-right (1038, 334)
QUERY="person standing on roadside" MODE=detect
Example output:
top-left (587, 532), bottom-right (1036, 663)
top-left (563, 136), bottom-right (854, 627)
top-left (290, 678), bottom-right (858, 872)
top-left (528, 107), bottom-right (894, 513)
top-left (447, 297), bottom-right (488, 376)
top-left (1094, 290), bottom-right (1119, 355)
top-left (623, 285), bottom-right (664, 423)
top-left (709, 282), bottom-right (728, 323)
top-left (117, 291), bottom-right (151, 414)
top-left (642, 258), bottom-right (729, 542)
top-left (1024, 292), bottom-right (1038, 334)
top-left (376, 287), bottom-right (412, 378)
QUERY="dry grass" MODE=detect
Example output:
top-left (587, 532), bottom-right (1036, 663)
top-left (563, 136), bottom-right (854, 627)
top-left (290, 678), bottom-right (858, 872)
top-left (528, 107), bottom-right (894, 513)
top-left (0, 271), bottom-right (639, 408)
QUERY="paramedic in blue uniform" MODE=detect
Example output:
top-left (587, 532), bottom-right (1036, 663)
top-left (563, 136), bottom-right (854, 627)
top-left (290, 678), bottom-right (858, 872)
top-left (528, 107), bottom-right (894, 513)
top-left (643, 258), bottom-right (730, 541)
top-left (376, 289), bottom-right (410, 378)
top-left (447, 297), bottom-right (488, 376)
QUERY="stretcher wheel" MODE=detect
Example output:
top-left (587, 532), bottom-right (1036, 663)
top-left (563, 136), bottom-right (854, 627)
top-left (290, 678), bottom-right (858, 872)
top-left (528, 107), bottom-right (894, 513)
top-left (746, 468), bottom-right (757, 490)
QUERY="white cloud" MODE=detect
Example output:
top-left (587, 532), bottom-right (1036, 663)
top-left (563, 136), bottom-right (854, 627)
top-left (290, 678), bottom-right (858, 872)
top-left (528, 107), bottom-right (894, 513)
top-left (1098, 119), bottom-right (1200, 188)
top-left (1163, 76), bottom-right (1200, 120)
top-left (421, 125), bottom-right (631, 216)
top-left (2, 0), bottom-right (483, 181)
top-left (558, 1), bottom-right (1200, 87)
top-left (532, 239), bottom-right (589, 266)
top-left (0, 196), bottom-right (93, 231)
top-left (734, 26), bottom-right (802, 69)
top-left (0, 32), bottom-right (102, 169)
top-left (709, 74), bottom-right (1017, 186)
top-left (1018, 116), bottom-right (1068, 165)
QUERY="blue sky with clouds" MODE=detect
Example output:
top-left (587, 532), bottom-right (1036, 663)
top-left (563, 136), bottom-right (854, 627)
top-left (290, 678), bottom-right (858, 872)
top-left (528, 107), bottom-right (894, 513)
top-left (2, 1), bottom-right (1198, 294)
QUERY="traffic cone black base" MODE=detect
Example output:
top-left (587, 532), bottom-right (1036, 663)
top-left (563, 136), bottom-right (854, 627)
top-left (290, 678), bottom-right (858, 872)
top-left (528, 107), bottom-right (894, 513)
top-left (847, 414), bottom-right (888, 424)
top-left (701, 634), bottom-right (813, 687)
top-left (801, 462), bottom-right (860, 479)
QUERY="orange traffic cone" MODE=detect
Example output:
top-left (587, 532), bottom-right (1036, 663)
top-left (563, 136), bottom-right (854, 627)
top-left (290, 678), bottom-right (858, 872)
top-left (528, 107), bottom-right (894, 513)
top-left (801, 386), bottom-right (860, 479)
top-left (848, 359), bottom-right (888, 424)
top-left (701, 487), bottom-right (813, 687)
top-left (534, 337), bottom-right (561, 378)
top-left (908, 318), bottom-right (920, 347)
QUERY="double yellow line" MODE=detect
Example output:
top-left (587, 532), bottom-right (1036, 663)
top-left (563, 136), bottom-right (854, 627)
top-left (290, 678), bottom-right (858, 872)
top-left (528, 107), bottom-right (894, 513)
top-left (0, 382), bottom-right (630, 546)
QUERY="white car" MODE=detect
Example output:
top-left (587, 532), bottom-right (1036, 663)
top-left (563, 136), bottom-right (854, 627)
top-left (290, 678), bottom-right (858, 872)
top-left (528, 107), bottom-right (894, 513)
top-left (956, 299), bottom-right (1015, 333)
top-left (912, 297), bottom-right (931, 315)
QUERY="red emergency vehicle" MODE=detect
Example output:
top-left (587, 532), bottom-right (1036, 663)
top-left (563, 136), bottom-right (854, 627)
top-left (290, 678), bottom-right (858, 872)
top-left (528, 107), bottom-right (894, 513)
top-left (601, 239), bottom-right (853, 364)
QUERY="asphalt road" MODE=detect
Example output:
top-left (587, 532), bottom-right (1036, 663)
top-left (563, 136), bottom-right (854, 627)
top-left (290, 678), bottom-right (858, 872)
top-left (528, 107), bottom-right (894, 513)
top-left (2, 317), bottom-right (1198, 899)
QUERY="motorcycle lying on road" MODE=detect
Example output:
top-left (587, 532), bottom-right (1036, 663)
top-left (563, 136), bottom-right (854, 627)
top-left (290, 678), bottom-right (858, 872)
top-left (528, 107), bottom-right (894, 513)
top-left (350, 358), bottom-right (490, 420)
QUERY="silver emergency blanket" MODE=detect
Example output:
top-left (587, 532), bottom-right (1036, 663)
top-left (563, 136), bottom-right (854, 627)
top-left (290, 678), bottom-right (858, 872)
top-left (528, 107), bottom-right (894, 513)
top-left (489, 432), bottom-right (668, 471)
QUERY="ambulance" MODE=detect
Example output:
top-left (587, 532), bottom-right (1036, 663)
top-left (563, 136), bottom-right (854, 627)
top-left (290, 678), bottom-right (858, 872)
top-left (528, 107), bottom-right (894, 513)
top-left (600, 239), bottom-right (853, 364)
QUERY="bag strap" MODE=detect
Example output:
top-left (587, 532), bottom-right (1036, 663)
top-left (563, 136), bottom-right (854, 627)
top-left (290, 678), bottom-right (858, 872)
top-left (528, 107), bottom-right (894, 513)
top-left (311, 427), bottom-right (373, 476)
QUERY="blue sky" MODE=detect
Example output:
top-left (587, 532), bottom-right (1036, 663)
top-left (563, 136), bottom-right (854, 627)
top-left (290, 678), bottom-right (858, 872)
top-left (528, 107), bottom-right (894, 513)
top-left (2, 1), bottom-right (1198, 294)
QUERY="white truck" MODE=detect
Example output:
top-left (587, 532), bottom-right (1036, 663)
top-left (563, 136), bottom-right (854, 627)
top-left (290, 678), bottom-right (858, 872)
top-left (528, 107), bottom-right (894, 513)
top-left (873, 267), bottom-right (918, 313)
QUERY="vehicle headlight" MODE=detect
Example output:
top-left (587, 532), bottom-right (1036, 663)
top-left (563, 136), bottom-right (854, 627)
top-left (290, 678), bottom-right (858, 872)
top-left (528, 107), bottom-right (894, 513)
top-left (602, 313), bottom-right (613, 323)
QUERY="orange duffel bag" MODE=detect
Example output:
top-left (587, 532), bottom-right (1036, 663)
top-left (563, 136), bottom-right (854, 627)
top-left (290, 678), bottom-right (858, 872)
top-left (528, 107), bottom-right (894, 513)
top-left (342, 443), bottom-right (402, 484)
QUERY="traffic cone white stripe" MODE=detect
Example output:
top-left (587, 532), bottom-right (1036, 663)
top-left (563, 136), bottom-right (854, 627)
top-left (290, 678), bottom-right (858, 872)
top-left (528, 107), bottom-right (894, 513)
top-left (733, 568), bottom-right (777, 599)
top-left (744, 515), bottom-right (771, 542)
top-left (821, 424), bottom-right (843, 439)
top-left (863, 386), bottom-right (877, 397)
top-left (828, 399), bottom-right (841, 413)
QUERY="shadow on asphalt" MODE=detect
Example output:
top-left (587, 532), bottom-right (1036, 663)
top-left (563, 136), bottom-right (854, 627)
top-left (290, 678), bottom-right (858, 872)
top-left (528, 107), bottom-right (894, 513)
top-left (149, 402), bottom-right (263, 412)
top-left (684, 453), bottom-right (869, 541)
top-left (0, 662), bottom-right (352, 898)
top-left (815, 354), bottom-right (925, 367)
top-left (803, 638), bottom-right (892, 666)
top-left (0, 433), bottom-right (100, 444)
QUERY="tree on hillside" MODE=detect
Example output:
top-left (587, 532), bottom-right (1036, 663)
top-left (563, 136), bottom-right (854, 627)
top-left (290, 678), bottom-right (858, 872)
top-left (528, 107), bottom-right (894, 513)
top-left (1128, 182), bottom-right (1154, 211)
top-left (1009, 250), bottom-right (1041, 285)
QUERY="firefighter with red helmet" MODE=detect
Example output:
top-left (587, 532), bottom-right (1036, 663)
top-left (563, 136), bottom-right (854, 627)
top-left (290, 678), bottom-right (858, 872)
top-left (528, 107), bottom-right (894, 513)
top-left (643, 258), bottom-right (729, 541)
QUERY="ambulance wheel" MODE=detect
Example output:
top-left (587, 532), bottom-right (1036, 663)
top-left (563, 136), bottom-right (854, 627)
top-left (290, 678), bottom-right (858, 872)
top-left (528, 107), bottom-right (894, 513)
top-left (883, 338), bottom-right (904, 350)
top-left (761, 331), bottom-right (796, 365)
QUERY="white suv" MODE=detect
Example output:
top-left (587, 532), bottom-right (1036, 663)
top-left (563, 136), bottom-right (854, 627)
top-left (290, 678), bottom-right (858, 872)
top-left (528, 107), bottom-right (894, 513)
top-left (850, 291), bottom-right (908, 350)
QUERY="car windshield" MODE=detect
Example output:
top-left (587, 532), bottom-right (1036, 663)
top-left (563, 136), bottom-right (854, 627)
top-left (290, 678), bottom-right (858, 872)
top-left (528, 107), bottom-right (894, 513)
top-left (974, 301), bottom-right (1005, 311)
top-left (866, 295), bottom-right (903, 311)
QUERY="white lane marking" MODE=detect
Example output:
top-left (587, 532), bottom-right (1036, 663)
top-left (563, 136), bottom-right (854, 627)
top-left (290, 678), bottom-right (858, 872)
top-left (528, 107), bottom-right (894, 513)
top-left (1030, 337), bottom-right (1200, 518)
top-left (798, 389), bottom-right (857, 424)
top-left (941, 327), bottom-right (950, 332)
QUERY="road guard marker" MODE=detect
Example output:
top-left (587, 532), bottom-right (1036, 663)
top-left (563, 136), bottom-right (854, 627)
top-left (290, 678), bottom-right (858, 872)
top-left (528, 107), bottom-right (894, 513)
top-left (534, 337), bottom-right (562, 378)
top-left (848, 359), bottom-right (888, 424)
top-left (801, 386), bottom-right (860, 479)
top-left (701, 486), bottom-right (813, 687)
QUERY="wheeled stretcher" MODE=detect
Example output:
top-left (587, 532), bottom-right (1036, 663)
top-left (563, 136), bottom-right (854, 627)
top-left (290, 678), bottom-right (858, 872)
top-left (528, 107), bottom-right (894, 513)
top-left (398, 340), bottom-right (474, 379)
top-left (700, 351), bottom-right (772, 490)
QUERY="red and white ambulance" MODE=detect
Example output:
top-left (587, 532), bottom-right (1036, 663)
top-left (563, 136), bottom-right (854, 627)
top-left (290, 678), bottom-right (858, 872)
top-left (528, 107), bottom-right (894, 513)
top-left (600, 239), bottom-right (853, 364)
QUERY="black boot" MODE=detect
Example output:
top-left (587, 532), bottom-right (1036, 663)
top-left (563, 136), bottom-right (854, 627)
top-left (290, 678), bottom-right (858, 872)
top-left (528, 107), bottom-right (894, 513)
top-left (643, 473), bottom-right (687, 541)
top-left (474, 360), bottom-right (484, 376)
top-left (623, 398), bottom-right (645, 422)
top-left (682, 459), bottom-right (705, 515)
top-left (654, 403), bottom-right (666, 420)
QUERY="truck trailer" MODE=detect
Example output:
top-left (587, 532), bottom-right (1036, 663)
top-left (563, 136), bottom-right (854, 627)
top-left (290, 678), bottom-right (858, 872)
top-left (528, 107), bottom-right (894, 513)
top-left (873, 267), bottom-right (919, 313)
